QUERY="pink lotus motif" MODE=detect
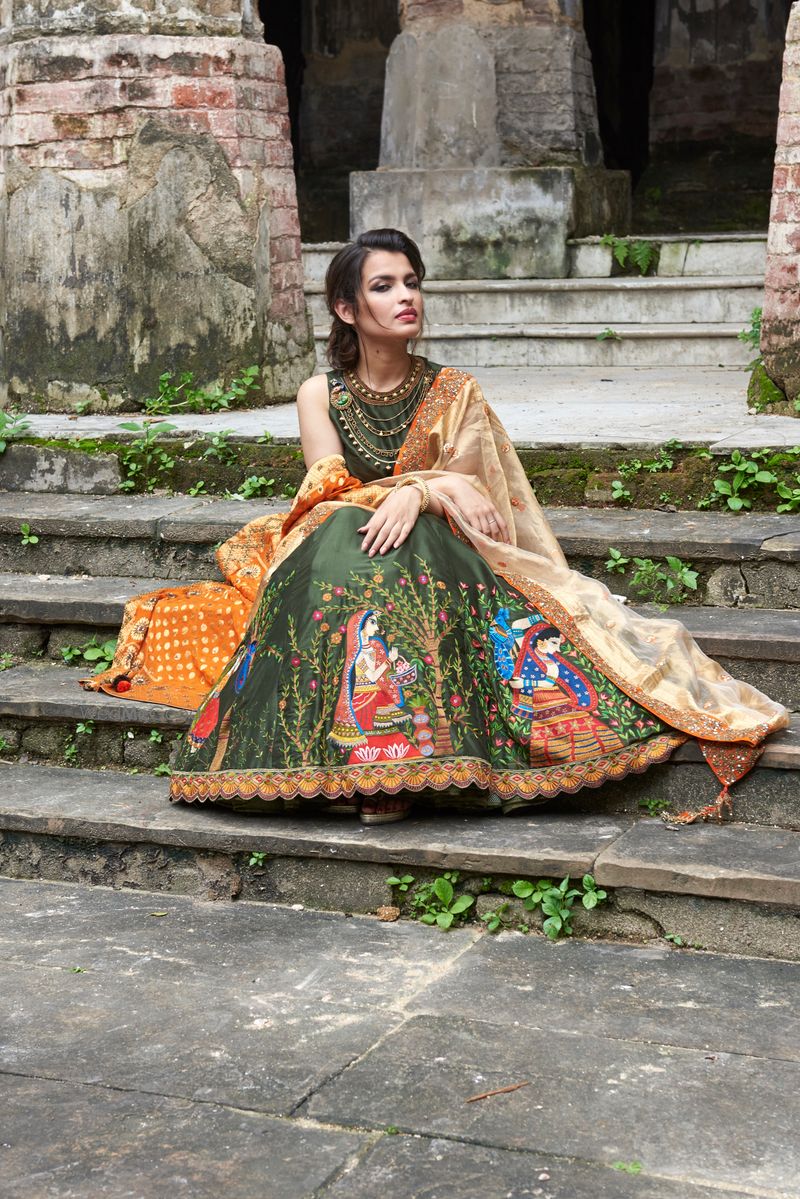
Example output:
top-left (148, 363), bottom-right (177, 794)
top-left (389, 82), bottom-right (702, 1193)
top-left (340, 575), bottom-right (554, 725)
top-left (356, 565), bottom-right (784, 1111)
top-left (353, 745), bottom-right (382, 762)
top-left (382, 743), bottom-right (412, 759)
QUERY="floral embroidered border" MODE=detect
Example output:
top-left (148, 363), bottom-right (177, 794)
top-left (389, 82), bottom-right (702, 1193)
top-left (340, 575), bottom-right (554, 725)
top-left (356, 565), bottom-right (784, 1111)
top-left (170, 731), bottom-right (685, 807)
top-left (395, 367), bottom-right (470, 474)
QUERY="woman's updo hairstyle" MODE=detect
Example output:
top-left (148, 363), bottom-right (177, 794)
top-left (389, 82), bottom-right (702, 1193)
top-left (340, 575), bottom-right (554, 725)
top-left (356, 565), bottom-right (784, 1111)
top-left (325, 228), bottom-right (426, 370)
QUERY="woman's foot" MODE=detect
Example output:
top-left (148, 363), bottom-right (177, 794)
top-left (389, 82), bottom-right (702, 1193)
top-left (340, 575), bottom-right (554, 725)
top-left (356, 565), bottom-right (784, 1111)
top-left (359, 796), bottom-right (413, 825)
top-left (327, 802), bottom-right (359, 816)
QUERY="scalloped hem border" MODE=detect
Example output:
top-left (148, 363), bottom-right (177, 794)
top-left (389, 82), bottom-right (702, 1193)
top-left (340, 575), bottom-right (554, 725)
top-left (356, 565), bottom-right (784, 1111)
top-left (169, 733), bottom-right (687, 811)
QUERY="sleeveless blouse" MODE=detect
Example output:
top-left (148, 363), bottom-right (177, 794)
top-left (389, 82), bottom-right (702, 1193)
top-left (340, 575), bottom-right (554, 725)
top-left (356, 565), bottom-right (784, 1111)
top-left (326, 360), bottom-right (442, 482)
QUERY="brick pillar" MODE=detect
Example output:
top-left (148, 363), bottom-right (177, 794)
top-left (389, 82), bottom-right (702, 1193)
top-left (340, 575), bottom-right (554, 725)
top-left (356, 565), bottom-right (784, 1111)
top-left (762, 1), bottom-right (800, 406)
top-left (0, 6), bottom-right (314, 411)
top-left (351, 0), bottom-right (629, 278)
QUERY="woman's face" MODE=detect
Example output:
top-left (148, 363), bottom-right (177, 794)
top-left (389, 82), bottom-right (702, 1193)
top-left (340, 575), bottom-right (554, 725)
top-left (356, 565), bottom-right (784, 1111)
top-left (363, 614), bottom-right (379, 637)
top-left (537, 635), bottom-right (563, 656)
top-left (339, 250), bottom-right (423, 343)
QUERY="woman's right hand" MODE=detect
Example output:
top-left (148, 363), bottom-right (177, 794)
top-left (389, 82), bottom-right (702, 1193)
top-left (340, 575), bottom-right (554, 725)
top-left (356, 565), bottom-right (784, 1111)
top-left (431, 475), bottom-right (511, 543)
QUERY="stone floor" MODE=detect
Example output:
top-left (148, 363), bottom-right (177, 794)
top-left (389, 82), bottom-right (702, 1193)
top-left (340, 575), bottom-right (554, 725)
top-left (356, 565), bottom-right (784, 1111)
top-left (20, 366), bottom-right (800, 449)
top-left (3, 876), bottom-right (798, 1198)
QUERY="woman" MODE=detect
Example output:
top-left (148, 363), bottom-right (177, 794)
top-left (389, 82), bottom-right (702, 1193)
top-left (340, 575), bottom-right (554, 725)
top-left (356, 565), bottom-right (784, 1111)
top-left (85, 228), bottom-right (788, 824)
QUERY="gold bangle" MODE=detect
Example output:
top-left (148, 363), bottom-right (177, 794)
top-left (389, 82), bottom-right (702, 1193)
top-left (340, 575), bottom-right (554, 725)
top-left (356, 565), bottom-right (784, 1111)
top-left (397, 475), bottom-right (430, 514)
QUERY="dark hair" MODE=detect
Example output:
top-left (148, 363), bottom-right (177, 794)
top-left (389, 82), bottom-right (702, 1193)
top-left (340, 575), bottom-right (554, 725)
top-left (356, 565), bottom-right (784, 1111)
top-left (533, 625), bottom-right (562, 645)
top-left (325, 228), bottom-right (426, 369)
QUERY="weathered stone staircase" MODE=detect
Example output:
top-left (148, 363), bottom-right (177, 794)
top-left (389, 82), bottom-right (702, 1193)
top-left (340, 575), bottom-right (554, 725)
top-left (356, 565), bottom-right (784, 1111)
top-left (0, 483), bottom-right (799, 958)
top-left (303, 234), bottom-right (766, 367)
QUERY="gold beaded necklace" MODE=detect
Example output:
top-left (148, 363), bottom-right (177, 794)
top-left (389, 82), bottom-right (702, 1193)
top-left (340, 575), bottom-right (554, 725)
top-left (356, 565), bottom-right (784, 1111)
top-left (330, 360), bottom-right (436, 474)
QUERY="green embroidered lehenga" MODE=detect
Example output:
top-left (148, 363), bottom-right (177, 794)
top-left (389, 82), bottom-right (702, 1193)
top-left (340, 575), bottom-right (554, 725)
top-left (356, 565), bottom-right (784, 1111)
top-left (140, 360), bottom-right (786, 818)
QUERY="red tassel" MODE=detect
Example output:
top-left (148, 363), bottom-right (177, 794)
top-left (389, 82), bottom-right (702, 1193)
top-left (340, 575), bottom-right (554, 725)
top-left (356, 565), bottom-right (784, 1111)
top-left (666, 784), bottom-right (733, 826)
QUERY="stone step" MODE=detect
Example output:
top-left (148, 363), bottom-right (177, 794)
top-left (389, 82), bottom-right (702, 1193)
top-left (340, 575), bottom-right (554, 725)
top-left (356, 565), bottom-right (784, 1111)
top-left (1, 576), bottom-right (797, 710)
top-left (314, 323), bottom-right (751, 368)
top-left (0, 664), bottom-right (797, 830)
top-left (301, 234), bottom-right (768, 283)
top-left (304, 276), bottom-right (762, 329)
top-left (568, 234), bottom-right (767, 279)
top-left (0, 496), bottom-right (797, 607)
top-left (2, 762), bottom-right (800, 960)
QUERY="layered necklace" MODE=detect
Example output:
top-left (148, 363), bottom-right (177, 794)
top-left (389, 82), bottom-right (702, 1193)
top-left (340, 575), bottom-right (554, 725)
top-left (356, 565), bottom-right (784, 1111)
top-left (330, 356), bottom-right (435, 474)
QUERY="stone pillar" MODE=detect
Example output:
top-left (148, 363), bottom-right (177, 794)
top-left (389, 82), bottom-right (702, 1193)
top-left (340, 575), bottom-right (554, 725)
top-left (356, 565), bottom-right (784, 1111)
top-left (762, 1), bottom-right (800, 405)
top-left (351, 0), bottom-right (630, 278)
top-left (0, 3), bottom-right (314, 412)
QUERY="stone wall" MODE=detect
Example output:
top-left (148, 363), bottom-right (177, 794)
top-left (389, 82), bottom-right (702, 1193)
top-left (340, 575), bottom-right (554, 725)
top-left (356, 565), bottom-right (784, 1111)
top-left (0, 9), bottom-right (314, 411)
top-left (762, 0), bottom-right (800, 403)
top-left (651, 0), bottom-right (789, 146)
top-left (636, 0), bottom-right (792, 230)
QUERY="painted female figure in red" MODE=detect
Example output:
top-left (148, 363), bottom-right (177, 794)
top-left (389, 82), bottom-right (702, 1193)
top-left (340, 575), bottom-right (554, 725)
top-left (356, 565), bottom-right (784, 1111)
top-left (329, 609), bottom-right (419, 764)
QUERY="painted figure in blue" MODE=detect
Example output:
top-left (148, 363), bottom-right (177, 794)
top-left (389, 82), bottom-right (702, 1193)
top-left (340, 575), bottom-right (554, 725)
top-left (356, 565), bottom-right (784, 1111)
top-left (490, 610), bottom-right (623, 766)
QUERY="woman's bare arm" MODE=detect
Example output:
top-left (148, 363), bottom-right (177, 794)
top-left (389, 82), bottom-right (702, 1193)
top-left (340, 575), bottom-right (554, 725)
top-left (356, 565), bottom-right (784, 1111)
top-left (297, 374), bottom-right (345, 468)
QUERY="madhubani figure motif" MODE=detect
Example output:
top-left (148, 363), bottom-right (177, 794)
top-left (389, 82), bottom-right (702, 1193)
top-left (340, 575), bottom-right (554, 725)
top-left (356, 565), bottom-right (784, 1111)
top-left (490, 611), bottom-right (624, 768)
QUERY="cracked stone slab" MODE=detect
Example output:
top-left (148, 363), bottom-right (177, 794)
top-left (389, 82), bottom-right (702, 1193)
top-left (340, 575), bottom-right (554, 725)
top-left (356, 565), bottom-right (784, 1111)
top-left (320, 1135), bottom-right (754, 1199)
top-left (0, 665), bottom-right (188, 727)
top-left (594, 819), bottom-right (800, 906)
top-left (307, 1014), bottom-right (800, 1193)
top-left (4, 1074), bottom-right (365, 1199)
top-left (0, 493), bottom-right (198, 538)
top-left (0, 573), bottom-right (175, 625)
top-left (546, 507), bottom-right (800, 562)
top-left (157, 497), bottom-right (288, 543)
top-left (0, 880), bottom-right (471, 1116)
top-left (0, 764), bottom-right (631, 876)
top-left (406, 935), bottom-right (800, 1063)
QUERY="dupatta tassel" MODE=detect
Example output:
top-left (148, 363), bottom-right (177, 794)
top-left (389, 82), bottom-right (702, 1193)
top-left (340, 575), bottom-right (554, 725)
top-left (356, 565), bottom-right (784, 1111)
top-left (667, 784), bottom-right (733, 826)
top-left (664, 739), bottom-right (764, 826)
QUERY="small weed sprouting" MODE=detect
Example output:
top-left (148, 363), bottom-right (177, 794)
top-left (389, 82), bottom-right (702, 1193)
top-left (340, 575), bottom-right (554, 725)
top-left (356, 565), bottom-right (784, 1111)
top-left (612, 1161), bottom-right (643, 1175)
top-left (188, 481), bottom-right (207, 496)
top-left (235, 475), bottom-right (276, 500)
top-left (0, 652), bottom-right (14, 671)
top-left (777, 476), bottom-right (800, 513)
top-left (738, 306), bottom-right (762, 369)
top-left (143, 365), bottom-right (260, 417)
top-left (153, 763), bottom-right (172, 776)
top-left (610, 479), bottom-right (632, 503)
top-left (0, 410), bottom-right (32, 453)
top-left (386, 874), bottom-right (415, 895)
top-left (63, 719), bottom-right (95, 766)
top-left (19, 522), bottom-right (39, 547)
top-left (601, 234), bottom-right (659, 275)
top-left (249, 851), bottom-right (268, 867)
top-left (480, 903), bottom-right (513, 934)
top-left (639, 797), bottom-right (672, 818)
top-left (118, 421), bottom-right (177, 492)
top-left (511, 874), bottom-right (608, 940)
top-left (604, 549), bottom-right (698, 606)
top-left (709, 449), bottom-right (777, 512)
top-left (596, 327), bottom-right (622, 342)
top-left (61, 636), bottom-right (117, 673)
top-left (149, 729), bottom-right (164, 744)
top-left (664, 933), bottom-right (685, 947)
top-left (202, 429), bottom-right (239, 465)
top-left (409, 871), bottom-right (475, 930)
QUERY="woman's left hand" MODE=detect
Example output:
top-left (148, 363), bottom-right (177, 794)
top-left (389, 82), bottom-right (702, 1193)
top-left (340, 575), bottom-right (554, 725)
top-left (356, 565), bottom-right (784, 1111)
top-left (358, 487), bottom-right (423, 557)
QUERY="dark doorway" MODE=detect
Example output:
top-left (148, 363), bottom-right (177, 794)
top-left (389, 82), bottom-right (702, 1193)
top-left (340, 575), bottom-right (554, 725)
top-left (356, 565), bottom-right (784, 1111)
top-left (260, 0), bottom-right (399, 243)
top-left (582, 0), bottom-right (656, 188)
top-left (260, 1), bottom-right (304, 163)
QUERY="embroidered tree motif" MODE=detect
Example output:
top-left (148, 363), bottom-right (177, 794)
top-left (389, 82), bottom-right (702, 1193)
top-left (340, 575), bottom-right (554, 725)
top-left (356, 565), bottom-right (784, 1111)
top-left (316, 556), bottom-right (458, 756)
top-left (277, 613), bottom-right (340, 765)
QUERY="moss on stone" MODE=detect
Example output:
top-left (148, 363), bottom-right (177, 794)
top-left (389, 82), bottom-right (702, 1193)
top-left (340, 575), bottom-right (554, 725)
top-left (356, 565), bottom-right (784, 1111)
top-left (747, 362), bottom-right (796, 416)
